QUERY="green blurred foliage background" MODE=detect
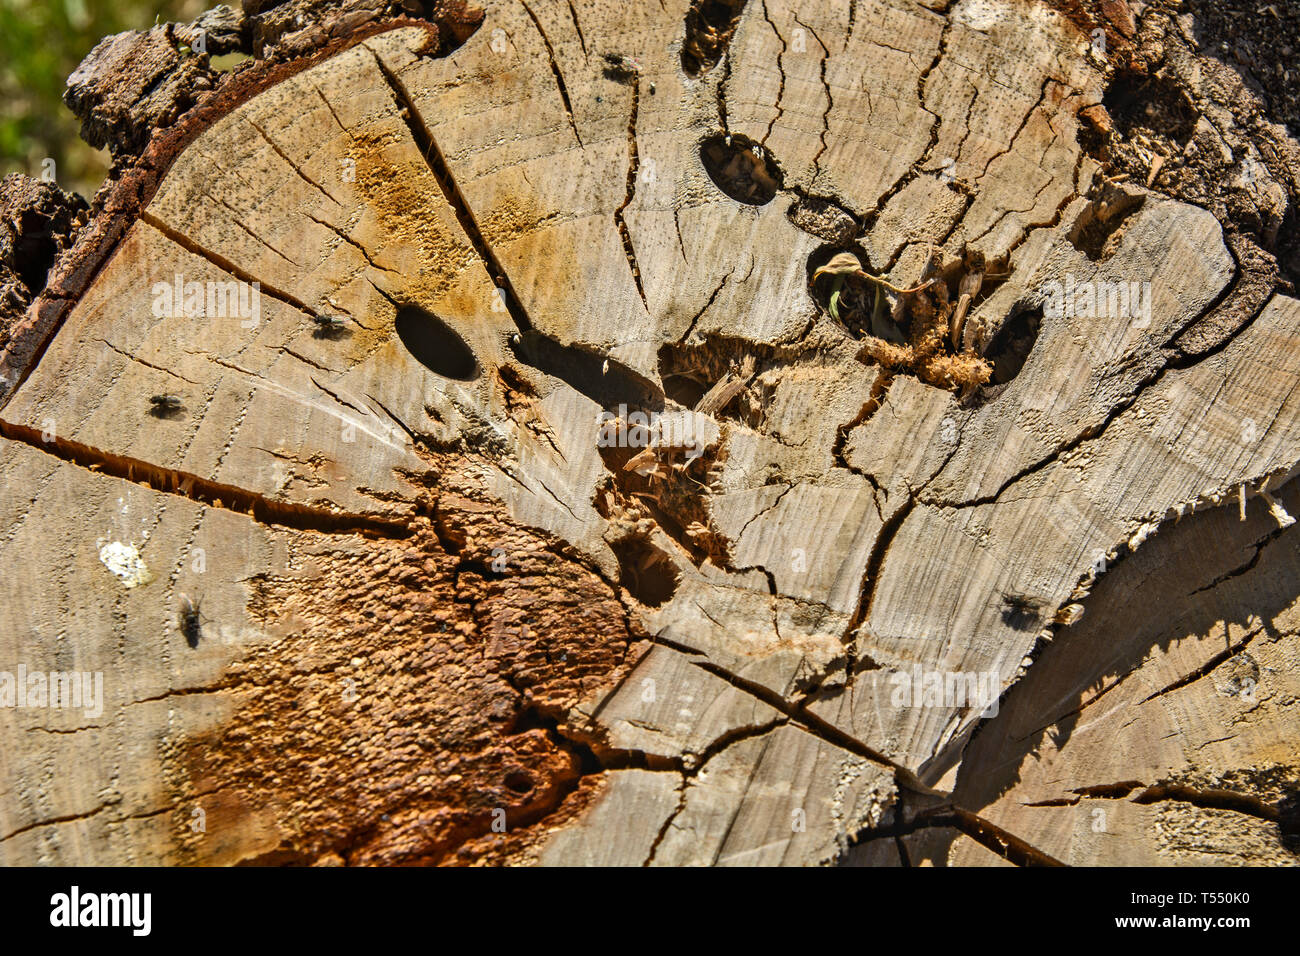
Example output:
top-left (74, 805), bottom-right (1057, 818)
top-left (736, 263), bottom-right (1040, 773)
top-left (1, 0), bottom-right (218, 199)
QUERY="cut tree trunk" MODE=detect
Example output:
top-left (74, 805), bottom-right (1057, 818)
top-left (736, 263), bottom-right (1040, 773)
top-left (1, 0), bottom-right (1298, 866)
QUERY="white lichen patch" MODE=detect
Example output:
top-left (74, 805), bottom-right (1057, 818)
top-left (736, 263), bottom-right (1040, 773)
top-left (98, 541), bottom-right (154, 588)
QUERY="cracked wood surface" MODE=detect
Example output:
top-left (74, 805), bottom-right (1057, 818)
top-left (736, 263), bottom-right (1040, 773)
top-left (864, 479), bottom-right (1300, 865)
top-left (1, 0), bottom-right (1298, 865)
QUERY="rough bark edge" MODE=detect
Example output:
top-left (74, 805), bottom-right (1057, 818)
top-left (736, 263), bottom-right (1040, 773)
top-left (0, 17), bottom-right (451, 409)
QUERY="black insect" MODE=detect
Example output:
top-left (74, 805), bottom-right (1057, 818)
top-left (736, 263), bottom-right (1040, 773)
top-left (1000, 593), bottom-right (1043, 630)
top-left (179, 594), bottom-right (205, 648)
top-left (311, 314), bottom-right (350, 339)
top-left (148, 394), bottom-right (184, 418)
top-left (601, 52), bottom-right (641, 83)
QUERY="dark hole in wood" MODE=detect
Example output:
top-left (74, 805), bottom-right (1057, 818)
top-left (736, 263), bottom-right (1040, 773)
top-left (680, 0), bottom-right (749, 76)
top-left (805, 241), bottom-right (897, 339)
top-left (612, 537), bottom-right (679, 607)
top-left (504, 770), bottom-right (535, 793)
top-left (984, 306), bottom-right (1042, 388)
top-left (508, 330), bottom-right (664, 413)
top-left (700, 132), bottom-right (782, 205)
top-left (1104, 71), bottom-right (1197, 144)
top-left (1068, 191), bottom-right (1146, 261)
top-left (657, 342), bottom-right (709, 408)
top-left (1279, 790), bottom-right (1300, 851)
top-left (394, 304), bottom-right (478, 380)
top-left (661, 372), bottom-right (709, 409)
top-left (14, 230), bottom-right (57, 294)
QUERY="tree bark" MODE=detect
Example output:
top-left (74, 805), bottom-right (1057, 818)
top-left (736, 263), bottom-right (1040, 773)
top-left (1, 0), bottom-right (1297, 866)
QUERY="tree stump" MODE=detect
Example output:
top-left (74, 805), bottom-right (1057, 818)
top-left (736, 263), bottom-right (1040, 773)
top-left (1, 0), bottom-right (1298, 866)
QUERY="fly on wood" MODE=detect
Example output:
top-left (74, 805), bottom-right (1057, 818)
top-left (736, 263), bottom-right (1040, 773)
top-left (148, 394), bottom-right (184, 418)
top-left (179, 594), bottom-right (205, 648)
top-left (1000, 592), bottom-right (1043, 630)
top-left (311, 314), bottom-right (349, 339)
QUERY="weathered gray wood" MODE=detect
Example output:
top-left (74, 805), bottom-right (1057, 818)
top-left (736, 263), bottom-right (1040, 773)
top-left (2, 0), bottom-right (1298, 865)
